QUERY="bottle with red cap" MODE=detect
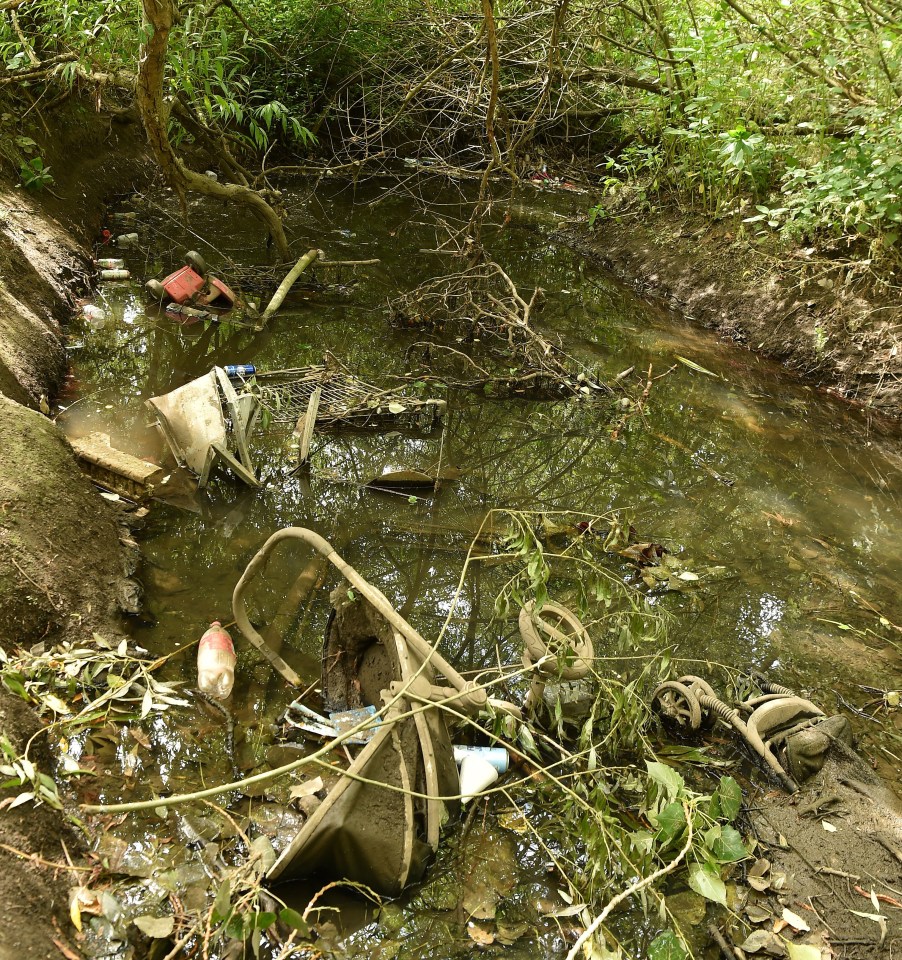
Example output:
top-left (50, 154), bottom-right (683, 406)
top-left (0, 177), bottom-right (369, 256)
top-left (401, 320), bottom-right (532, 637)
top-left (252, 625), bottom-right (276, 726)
top-left (197, 621), bottom-right (236, 698)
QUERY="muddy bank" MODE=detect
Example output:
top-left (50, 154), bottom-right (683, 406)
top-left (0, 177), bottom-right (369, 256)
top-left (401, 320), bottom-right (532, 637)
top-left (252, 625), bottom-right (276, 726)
top-left (0, 104), bottom-right (150, 959)
top-left (558, 210), bottom-right (902, 418)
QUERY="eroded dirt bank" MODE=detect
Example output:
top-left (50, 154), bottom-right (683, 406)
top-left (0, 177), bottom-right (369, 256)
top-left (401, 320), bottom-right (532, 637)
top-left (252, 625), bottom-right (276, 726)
top-left (558, 210), bottom-right (902, 419)
top-left (0, 105), bottom-right (149, 959)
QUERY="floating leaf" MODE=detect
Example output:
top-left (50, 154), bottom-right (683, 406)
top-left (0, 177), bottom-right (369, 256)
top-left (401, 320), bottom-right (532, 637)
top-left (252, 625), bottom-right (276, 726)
top-left (649, 929), bottom-right (688, 960)
top-left (213, 879), bottom-right (231, 921)
top-left (289, 777), bottom-right (324, 799)
top-left (675, 355), bottom-right (720, 378)
top-left (387, 402), bottom-right (406, 414)
top-left (134, 915), bottom-right (174, 938)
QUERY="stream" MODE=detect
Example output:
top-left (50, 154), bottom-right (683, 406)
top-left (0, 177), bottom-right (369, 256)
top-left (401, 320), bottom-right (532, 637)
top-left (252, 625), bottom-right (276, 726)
top-left (60, 176), bottom-right (902, 959)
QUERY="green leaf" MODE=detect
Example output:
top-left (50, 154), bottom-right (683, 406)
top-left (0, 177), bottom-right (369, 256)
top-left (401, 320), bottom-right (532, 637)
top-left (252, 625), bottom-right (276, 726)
top-left (649, 929), bottom-right (689, 960)
top-left (646, 760), bottom-right (685, 801)
top-left (711, 776), bottom-right (742, 821)
top-left (655, 801), bottom-right (687, 846)
top-left (279, 908), bottom-right (309, 935)
top-left (252, 910), bottom-right (276, 930)
top-left (688, 861), bottom-right (727, 906)
top-left (710, 824), bottom-right (748, 863)
top-left (212, 879), bottom-right (231, 921)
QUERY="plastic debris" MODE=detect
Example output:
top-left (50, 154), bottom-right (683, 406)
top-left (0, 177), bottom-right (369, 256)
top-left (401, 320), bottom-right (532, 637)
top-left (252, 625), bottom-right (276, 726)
top-left (82, 304), bottom-right (106, 326)
top-left (99, 269), bottom-right (131, 281)
top-left (459, 753), bottom-right (500, 804)
top-left (197, 621), bottom-right (236, 699)
top-left (146, 367), bottom-right (260, 488)
top-left (453, 745), bottom-right (510, 773)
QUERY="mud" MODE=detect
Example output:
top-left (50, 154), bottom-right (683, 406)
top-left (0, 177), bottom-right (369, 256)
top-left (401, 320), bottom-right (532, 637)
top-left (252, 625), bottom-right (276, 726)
top-left (745, 742), bottom-right (902, 958)
top-left (0, 99), bottom-right (149, 960)
top-left (558, 209), bottom-right (902, 419)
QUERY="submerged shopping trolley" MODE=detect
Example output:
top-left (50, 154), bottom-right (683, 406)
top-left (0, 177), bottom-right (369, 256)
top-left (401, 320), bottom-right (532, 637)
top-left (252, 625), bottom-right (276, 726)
top-left (231, 528), bottom-right (487, 896)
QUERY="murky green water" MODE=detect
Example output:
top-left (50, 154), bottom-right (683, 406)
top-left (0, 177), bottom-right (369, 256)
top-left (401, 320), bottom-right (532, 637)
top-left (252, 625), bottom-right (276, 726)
top-left (64, 177), bottom-right (902, 957)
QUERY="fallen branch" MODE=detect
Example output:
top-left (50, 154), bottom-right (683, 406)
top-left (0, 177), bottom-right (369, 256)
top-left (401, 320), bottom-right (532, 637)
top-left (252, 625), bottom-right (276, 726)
top-left (256, 248), bottom-right (323, 328)
top-left (565, 809), bottom-right (693, 960)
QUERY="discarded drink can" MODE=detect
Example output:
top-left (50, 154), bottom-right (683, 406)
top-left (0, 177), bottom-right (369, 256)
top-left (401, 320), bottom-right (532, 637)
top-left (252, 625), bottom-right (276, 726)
top-left (197, 621), bottom-right (236, 699)
top-left (115, 233), bottom-right (140, 248)
top-left (224, 364), bottom-right (256, 378)
top-left (452, 745), bottom-right (510, 773)
top-left (99, 269), bottom-right (131, 281)
top-left (94, 258), bottom-right (125, 270)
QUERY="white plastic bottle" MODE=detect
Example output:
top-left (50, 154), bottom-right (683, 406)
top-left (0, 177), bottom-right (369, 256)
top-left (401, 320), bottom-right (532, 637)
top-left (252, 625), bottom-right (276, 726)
top-left (197, 621), bottom-right (236, 699)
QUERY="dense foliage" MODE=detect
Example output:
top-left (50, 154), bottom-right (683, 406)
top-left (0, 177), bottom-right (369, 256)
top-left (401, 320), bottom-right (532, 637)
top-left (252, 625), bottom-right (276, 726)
top-left (2, 0), bottom-right (899, 255)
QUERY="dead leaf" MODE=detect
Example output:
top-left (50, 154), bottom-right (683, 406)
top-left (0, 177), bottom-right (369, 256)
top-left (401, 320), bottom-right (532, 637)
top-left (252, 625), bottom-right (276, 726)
top-left (619, 542), bottom-right (667, 566)
top-left (467, 922), bottom-right (495, 946)
top-left (289, 777), bottom-right (324, 799)
top-left (740, 929), bottom-right (786, 956)
top-left (134, 915), bottom-right (175, 938)
top-left (782, 908), bottom-right (811, 932)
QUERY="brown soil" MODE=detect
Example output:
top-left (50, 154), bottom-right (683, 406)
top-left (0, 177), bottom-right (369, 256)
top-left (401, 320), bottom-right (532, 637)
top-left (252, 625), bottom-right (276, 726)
top-left (558, 207), bottom-right (902, 419)
top-left (0, 99), bottom-right (150, 960)
top-left (742, 743), bottom-right (902, 959)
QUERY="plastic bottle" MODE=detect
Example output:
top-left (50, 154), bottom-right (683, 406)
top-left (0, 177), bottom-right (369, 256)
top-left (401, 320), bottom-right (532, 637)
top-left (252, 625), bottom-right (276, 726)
top-left (224, 364), bottom-right (256, 378)
top-left (95, 258), bottom-right (125, 270)
top-left (197, 621), bottom-right (236, 699)
top-left (99, 269), bottom-right (131, 281)
top-left (82, 304), bottom-right (106, 325)
top-left (115, 233), bottom-right (140, 248)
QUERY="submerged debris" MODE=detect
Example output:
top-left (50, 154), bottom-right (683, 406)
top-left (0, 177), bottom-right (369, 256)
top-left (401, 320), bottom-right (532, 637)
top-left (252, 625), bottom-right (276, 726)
top-left (147, 367), bottom-right (260, 488)
top-left (247, 360), bottom-right (446, 429)
top-left (390, 255), bottom-right (611, 399)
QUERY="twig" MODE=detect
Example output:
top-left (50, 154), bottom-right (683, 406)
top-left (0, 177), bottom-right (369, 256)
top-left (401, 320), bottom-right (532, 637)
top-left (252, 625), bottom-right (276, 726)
top-left (564, 808), bottom-right (693, 960)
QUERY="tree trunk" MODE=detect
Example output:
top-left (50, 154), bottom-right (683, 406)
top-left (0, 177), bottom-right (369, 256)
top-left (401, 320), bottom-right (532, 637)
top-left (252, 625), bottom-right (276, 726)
top-left (136, 0), bottom-right (290, 259)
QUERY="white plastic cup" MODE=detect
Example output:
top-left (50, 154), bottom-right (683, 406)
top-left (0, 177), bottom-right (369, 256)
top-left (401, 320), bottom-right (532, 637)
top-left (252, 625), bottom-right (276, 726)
top-left (459, 754), bottom-right (500, 805)
top-left (197, 621), bottom-right (236, 699)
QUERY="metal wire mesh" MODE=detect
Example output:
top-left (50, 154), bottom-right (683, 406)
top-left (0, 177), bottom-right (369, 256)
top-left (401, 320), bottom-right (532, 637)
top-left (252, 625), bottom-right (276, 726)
top-left (247, 365), bottom-right (445, 429)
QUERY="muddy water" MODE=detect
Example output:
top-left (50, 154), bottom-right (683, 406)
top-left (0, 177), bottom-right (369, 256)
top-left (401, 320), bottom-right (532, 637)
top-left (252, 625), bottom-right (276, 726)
top-left (65, 177), bottom-right (902, 956)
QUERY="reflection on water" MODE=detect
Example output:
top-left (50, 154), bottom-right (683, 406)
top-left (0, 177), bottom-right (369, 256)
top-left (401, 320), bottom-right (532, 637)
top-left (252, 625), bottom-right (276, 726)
top-left (65, 177), bottom-right (902, 954)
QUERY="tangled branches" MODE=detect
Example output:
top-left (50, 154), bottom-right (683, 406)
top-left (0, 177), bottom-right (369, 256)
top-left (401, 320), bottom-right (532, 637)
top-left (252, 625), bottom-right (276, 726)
top-left (390, 255), bottom-right (611, 399)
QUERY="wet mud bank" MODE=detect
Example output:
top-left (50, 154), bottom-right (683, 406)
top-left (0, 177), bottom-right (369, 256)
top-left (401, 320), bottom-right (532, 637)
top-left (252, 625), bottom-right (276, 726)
top-left (558, 212), bottom-right (902, 419)
top-left (0, 109), bottom-right (150, 959)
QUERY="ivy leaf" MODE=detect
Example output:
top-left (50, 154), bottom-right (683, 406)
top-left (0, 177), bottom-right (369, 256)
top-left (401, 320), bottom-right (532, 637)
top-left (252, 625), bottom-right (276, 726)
top-left (688, 862), bottom-right (727, 906)
top-left (649, 929), bottom-right (688, 960)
